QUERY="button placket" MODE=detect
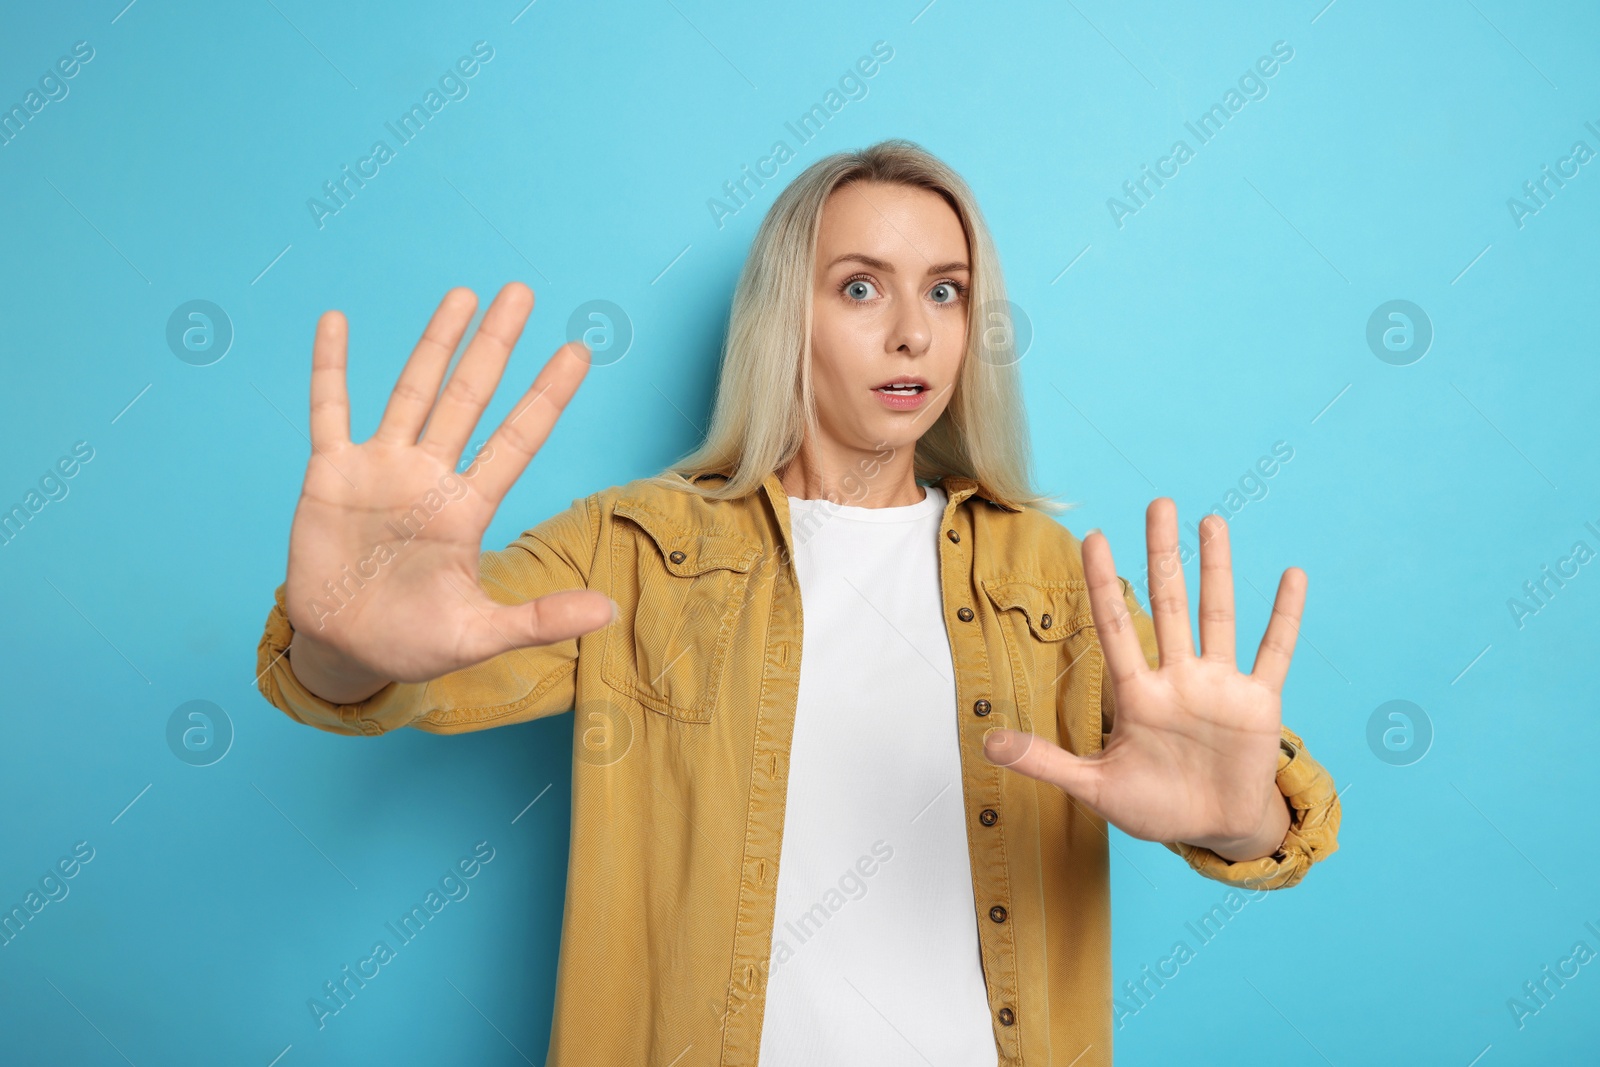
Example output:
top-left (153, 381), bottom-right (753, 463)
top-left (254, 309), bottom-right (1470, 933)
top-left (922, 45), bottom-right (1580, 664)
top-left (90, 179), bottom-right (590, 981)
top-left (721, 495), bottom-right (807, 1061)
top-left (942, 508), bottom-right (1020, 1061)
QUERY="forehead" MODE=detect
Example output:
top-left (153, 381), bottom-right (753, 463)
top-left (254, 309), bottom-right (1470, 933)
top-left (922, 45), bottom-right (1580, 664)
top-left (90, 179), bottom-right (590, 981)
top-left (815, 181), bottom-right (968, 265)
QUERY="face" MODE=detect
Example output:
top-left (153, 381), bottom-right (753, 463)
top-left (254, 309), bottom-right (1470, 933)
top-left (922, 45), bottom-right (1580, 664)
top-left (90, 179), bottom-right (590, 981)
top-left (808, 180), bottom-right (970, 459)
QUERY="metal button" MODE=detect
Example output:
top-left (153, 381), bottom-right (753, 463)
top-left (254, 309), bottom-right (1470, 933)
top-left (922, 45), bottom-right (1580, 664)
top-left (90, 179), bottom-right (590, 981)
top-left (998, 1007), bottom-right (1015, 1026)
top-left (973, 699), bottom-right (991, 717)
top-left (1040, 612), bottom-right (1052, 629)
top-left (946, 529), bottom-right (960, 543)
top-left (669, 550), bottom-right (686, 564)
top-left (957, 607), bottom-right (974, 622)
top-left (980, 808), bottom-right (998, 826)
top-left (989, 905), bottom-right (1008, 923)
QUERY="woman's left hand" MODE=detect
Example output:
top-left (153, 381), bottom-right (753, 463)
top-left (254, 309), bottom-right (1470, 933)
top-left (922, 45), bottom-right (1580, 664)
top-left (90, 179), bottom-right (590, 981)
top-left (982, 499), bottom-right (1301, 862)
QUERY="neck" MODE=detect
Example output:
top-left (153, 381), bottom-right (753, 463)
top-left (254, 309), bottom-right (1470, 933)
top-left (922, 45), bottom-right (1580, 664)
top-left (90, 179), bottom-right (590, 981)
top-left (778, 436), bottom-right (925, 508)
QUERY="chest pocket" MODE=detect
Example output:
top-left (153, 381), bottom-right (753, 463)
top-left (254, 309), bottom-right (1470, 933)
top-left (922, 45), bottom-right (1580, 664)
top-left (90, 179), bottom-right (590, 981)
top-left (601, 498), bottom-right (762, 723)
top-left (981, 578), bottom-right (1098, 748)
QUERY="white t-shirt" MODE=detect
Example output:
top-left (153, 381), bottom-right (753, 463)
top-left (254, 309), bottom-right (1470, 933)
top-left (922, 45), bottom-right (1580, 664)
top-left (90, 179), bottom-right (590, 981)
top-left (757, 484), bottom-right (997, 1066)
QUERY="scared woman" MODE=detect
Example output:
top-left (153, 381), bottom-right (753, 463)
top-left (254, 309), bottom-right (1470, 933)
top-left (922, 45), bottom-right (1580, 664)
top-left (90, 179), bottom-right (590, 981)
top-left (256, 139), bottom-right (1340, 1066)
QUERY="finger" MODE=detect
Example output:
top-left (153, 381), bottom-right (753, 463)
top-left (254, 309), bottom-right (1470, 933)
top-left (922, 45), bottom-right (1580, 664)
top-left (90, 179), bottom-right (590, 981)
top-left (309, 310), bottom-right (351, 449)
top-left (466, 341), bottom-right (593, 506)
top-left (374, 287), bottom-right (478, 445)
top-left (1145, 498), bottom-right (1194, 664)
top-left (1082, 530), bottom-right (1149, 690)
top-left (419, 282), bottom-right (535, 463)
top-left (1251, 567), bottom-right (1307, 692)
top-left (488, 589), bottom-right (617, 651)
top-left (982, 728), bottom-right (1104, 807)
top-left (1197, 513), bottom-right (1236, 665)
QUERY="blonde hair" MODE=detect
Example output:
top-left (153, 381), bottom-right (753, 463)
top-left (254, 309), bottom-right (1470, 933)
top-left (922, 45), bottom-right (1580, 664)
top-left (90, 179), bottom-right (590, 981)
top-left (660, 138), bottom-right (1057, 512)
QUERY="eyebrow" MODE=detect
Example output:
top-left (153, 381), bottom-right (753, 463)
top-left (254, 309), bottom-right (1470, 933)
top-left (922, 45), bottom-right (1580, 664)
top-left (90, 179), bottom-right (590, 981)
top-left (826, 252), bottom-right (970, 275)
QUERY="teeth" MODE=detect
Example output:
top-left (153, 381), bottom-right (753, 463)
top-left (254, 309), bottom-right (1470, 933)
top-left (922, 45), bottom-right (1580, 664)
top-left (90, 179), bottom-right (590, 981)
top-left (879, 384), bottom-right (921, 393)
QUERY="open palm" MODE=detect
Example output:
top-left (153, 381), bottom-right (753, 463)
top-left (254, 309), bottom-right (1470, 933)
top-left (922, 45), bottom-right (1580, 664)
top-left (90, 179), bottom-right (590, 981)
top-left (984, 499), bottom-right (1303, 862)
top-left (284, 283), bottom-right (615, 693)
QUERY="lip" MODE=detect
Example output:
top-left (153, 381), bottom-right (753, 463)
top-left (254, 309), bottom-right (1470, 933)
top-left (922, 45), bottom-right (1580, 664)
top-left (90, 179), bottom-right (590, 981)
top-left (871, 375), bottom-right (932, 411)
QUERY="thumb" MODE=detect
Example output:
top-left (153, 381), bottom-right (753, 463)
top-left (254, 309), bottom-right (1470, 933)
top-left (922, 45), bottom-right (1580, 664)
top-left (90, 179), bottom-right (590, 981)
top-left (489, 589), bottom-right (619, 651)
top-left (983, 727), bottom-right (1103, 802)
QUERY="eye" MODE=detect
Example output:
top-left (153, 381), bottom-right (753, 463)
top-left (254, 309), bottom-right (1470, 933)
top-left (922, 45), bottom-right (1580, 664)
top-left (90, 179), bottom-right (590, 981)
top-left (928, 280), bottom-right (967, 305)
top-left (841, 277), bottom-right (879, 301)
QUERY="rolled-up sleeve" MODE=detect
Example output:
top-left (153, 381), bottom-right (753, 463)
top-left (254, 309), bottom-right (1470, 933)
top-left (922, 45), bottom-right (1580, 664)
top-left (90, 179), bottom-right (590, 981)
top-left (254, 493), bottom-right (600, 737)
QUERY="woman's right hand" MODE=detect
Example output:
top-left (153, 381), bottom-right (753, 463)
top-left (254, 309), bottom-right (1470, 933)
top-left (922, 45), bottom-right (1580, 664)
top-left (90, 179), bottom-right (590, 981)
top-left (282, 282), bottom-right (616, 704)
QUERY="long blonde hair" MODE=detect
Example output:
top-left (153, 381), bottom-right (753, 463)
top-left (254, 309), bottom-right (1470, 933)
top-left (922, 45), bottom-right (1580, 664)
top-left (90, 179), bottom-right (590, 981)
top-left (661, 138), bottom-right (1056, 512)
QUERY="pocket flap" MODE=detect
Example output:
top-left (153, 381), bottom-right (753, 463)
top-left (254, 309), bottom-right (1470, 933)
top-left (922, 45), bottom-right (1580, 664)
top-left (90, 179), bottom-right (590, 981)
top-left (613, 498), bottom-right (762, 576)
top-left (982, 578), bottom-right (1093, 641)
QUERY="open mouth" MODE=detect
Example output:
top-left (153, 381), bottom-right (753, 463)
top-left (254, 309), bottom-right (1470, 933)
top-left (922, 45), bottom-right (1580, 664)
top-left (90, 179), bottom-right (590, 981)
top-left (873, 377), bottom-right (929, 396)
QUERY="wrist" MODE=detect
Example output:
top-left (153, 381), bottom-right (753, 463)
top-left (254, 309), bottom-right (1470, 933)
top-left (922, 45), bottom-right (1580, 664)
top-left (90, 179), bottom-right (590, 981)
top-left (287, 630), bottom-right (392, 705)
top-left (1198, 792), bottom-right (1292, 862)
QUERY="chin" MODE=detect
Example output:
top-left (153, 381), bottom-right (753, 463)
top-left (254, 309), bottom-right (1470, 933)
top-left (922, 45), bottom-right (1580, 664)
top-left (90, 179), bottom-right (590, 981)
top-left (859, 423), bottom-right (925, 454)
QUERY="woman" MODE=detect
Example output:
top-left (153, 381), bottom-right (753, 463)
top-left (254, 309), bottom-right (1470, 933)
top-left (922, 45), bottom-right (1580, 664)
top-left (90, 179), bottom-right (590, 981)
top-left (257, 139), bottom-right (1340, 1066)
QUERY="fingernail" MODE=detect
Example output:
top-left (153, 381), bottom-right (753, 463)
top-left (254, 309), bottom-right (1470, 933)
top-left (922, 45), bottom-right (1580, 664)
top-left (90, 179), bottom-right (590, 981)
top-left (608, 597), bottom-right (620, 622)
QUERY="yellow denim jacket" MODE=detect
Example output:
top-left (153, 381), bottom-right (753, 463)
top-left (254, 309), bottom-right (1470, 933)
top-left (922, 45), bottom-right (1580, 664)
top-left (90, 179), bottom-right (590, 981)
top-left (255, 469), bottom-right (1340, 1066)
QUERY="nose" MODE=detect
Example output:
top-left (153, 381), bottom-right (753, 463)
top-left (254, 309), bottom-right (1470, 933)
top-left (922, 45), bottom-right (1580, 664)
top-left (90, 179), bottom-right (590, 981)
top-left (888, 290), bottom-right (932, 358)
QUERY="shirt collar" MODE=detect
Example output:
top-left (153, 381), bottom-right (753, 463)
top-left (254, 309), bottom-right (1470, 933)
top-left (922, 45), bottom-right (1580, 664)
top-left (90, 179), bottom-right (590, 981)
top-left (744, 468), bottom-right (1021, 560)
top-left (684, 461), bottom-right (1013, 498)
top-left (745, 469), bottom-right (1017, 510)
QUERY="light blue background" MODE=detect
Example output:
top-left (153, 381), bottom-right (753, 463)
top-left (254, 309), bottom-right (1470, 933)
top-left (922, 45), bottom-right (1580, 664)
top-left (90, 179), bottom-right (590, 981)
top-left (2, 1), bottom-right (1596, 1064)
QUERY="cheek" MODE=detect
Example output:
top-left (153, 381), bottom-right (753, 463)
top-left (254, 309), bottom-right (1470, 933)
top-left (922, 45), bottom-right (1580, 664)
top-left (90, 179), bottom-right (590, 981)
top-left (810, 306), bottom-right (870, 390)
top-left (810, 345), bottom-right (856, 414)
top-left (937, 312), bottom-right (969, 371)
